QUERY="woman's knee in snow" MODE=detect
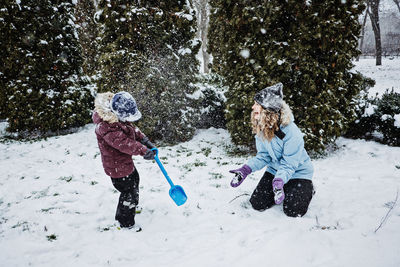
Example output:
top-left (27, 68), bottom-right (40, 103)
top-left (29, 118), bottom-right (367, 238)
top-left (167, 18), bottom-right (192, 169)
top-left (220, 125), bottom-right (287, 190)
top-left (250, 198), bottom-right (273, 211)
top-left (283, 204), bottom-right (308, 217)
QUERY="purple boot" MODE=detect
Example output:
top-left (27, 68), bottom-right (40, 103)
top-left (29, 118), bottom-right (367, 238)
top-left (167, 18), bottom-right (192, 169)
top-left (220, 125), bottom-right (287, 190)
top-left (272, 178), bottom-right (285, 204)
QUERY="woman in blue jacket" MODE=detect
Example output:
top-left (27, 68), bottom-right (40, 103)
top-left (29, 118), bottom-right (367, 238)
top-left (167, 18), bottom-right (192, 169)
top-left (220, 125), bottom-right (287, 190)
top-left (229, 83), bottom-right (314, 217)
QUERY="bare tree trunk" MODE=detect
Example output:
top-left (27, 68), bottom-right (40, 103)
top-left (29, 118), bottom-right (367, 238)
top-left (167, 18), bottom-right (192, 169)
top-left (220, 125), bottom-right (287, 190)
top-left (200, 2), bottom-right (210, 73)
top-left (393, 0), bottom-right (400, 13)
top-left (368, 0), bottom-right (382, 65)
top-left (357, 3), bottom-right (370, 61)
top-left (194, 0), bottom-right (210, 73)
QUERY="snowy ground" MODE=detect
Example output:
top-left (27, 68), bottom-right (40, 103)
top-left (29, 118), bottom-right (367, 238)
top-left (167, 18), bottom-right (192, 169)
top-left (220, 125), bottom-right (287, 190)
top-left (353, 56), bottom-right (400, 97)
top-left (0, 58), bottom-right (400, 267)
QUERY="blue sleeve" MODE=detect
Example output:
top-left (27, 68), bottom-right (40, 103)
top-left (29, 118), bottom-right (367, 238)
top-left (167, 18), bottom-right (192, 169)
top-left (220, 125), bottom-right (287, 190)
top-left (275, 127), bottom-right (305, 183)
top-left (247, 136), bottom-right (272, 172)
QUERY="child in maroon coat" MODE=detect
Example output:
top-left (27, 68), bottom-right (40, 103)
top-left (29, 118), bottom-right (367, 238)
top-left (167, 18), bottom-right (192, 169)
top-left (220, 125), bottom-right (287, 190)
top-left (93, 92), bottom-right (155, 229)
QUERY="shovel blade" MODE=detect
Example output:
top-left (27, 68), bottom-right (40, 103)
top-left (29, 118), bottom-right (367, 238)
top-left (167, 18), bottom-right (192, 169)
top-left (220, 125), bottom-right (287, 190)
top-left (169, 185), bottom-right (187, 206)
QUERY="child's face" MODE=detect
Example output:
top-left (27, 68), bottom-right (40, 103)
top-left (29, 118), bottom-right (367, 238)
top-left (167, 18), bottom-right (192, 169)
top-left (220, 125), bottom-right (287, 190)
top-left (252, 102), bottom-right (263, 120)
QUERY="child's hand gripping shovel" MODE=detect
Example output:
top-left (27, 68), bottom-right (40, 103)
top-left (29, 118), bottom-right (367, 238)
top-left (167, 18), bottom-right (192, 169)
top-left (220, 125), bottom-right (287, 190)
top-left (151, 148), bottom-right (187, 206)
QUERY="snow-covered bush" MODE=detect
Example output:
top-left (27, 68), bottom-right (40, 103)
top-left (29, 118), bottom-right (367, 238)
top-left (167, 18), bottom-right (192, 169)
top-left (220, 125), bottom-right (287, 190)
top-left (0, 1), bottom-right (94, 138)
top-left (346, 89), bottom-right (400, 146)
top-left (375, 90), bottom-right (400, 146)
top-left (344, 74), bottom-right (376, 139)
top-left (193, 73), bottom-right (227, 129)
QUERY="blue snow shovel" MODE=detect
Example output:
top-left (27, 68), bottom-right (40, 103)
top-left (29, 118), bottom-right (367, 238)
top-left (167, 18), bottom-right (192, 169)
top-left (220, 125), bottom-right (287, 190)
top-left (151, 148), bottom-right (187, 206)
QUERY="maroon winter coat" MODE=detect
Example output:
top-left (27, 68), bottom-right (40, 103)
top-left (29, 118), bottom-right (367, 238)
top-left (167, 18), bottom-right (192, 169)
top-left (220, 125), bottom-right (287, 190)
top-left (93, 111), bottom-right (148, 178)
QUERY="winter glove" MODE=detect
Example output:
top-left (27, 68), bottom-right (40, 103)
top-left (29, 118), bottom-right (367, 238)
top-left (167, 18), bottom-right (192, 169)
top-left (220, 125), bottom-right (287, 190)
top-left (143, 149), bottom-right (156, 160)
top-left (140, 136), bottom-right (156, 149)
top-left (229, 164), bottom-right (252, 187)
top-left (272, 178), bottom-right (285, 204)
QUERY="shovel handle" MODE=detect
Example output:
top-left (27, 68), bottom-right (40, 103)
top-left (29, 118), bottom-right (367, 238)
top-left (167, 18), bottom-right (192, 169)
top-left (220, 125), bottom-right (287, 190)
top-left (151, 148), bottom-right (174, 188)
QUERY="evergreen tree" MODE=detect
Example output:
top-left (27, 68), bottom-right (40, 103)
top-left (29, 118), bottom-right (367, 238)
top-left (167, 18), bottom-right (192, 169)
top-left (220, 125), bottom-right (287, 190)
top-left (0, 0), bottom-right (20, 120)
top-left (97, 0), bottom-right (201, 144)
top-left (75, 0), bottom-right (100, 77)
top-left (0, 0), bottom-right (94, 137)
top-left (208, 0), bottom-right (368, 153)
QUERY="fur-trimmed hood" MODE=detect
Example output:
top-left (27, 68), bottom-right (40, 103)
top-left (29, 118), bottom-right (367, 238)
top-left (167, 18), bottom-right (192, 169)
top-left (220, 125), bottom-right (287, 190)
top-left (93, 92), bottom-right (119, 124)
top-left (280, 101), bottom-right (293, 127)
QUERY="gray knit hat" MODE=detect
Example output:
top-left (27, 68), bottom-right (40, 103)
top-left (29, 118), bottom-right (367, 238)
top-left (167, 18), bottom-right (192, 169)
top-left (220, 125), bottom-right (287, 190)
top-left (254, 82), bottom-right (283, 113)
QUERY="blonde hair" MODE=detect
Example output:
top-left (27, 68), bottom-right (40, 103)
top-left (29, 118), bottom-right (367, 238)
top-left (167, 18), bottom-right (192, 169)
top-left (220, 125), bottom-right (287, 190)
top-left (251, 109), bottom-right (280, 141)
top-left (94, 92), bottom-right (119, 123)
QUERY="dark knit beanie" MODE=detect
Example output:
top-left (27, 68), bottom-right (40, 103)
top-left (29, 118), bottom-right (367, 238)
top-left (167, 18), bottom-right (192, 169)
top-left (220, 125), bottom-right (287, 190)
top-left (254, 82), bottom-right (283, 113)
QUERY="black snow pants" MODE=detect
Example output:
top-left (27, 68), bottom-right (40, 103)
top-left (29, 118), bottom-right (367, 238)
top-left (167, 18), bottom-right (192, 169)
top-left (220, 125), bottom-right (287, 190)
top-left (249, 171), bottom-right (314, 217)
top-left (111, 168), bottom-right (140, 228)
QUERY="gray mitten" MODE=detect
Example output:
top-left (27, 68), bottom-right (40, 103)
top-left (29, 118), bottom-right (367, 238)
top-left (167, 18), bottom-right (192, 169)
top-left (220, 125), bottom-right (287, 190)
top-left (143, 149), bottom-right (156, 160)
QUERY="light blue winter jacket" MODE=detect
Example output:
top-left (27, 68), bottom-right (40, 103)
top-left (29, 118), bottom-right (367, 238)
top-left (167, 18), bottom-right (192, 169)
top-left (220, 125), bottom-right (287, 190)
top-left (247, 102), bottom-right (313, 184)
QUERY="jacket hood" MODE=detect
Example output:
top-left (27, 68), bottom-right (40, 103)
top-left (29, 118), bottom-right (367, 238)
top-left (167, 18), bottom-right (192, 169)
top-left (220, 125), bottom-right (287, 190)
top-left (94, 92), bottom-right (119, 123)
top-left (280, 101), bottom-right (293, 127)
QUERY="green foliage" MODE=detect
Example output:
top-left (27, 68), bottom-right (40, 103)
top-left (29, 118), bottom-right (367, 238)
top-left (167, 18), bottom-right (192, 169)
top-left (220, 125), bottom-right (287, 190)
top-left (346, 89), bottom-right (400, 146)
top-left (0, 0), bottom-right (19, 119)
top-left (46, 234), bottom-right (57, 242)
top-left (0, 0), bottom-right (94, 138)
top-left (377, 91), bottom-right (400, 146)
top-left (194, 73), bottom-right (227, 129)
top-left (75, 0), bottom-right (100, 77)
top-left (208, 0), bottom-right (368, 153)
top-left (344, 74), bottom-right (376, 139)
top-left (97, 0), bottom-right (200, 144)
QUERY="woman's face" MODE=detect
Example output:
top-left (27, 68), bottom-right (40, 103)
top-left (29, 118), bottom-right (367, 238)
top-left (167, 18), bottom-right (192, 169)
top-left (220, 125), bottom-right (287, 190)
top-left (252, 102), bottom-right (263, 120)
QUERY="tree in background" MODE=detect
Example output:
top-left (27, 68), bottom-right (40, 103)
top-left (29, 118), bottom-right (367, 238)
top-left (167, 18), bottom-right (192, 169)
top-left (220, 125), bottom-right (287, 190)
top-left (0, 0), bottom-right (20, 120)
top-left (0, 0), bottom-right (94, 137)
top-left (393, 0), bottom-right (400, 14)
top-left (357, 1), bottom-right (370, 61)
top-left (96, 0), bottom-right (201, 144)
top-left (358, 0), bottom-right (400, 58)
top-left (208, 0), bottom-right (369, 154)
top-left (75, 0), bottom-right (100, 77)
top-left (368, 0), bottom-right (382, 65)
top-left (193, 0), bottom-right (211, 73)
